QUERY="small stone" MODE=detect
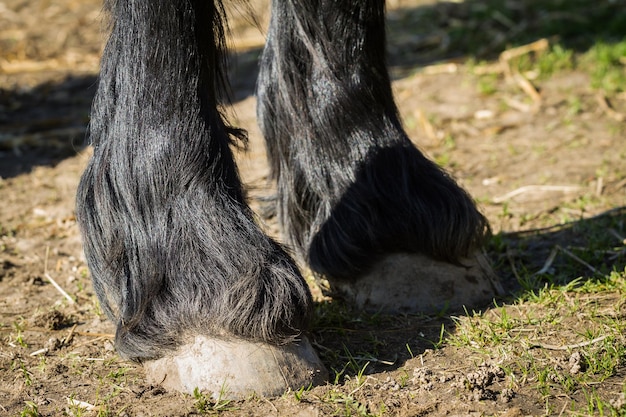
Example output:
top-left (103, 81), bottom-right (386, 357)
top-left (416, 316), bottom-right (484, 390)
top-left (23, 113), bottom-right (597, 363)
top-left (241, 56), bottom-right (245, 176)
top-left (104, 340), bottom-right (116, 352)
top-left (610, 393), bottom-right (625, 410)
top-left (44, 337), bottom-right (61, 351)
top-left (568, 351), bottom-right (585, 374)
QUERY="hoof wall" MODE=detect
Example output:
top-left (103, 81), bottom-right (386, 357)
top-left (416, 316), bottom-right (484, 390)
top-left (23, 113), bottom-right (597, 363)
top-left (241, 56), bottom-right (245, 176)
top-left (330, 251), bottom-right (504, 314)
top-left (144, 335), bottom-right (327, 399)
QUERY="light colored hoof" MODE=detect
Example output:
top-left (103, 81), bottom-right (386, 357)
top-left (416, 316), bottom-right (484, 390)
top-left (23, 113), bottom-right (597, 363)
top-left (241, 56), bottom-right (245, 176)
top-left (330, 251), bottom-right (504, 314)
top-left (144, 335), bottom-right (327, 399)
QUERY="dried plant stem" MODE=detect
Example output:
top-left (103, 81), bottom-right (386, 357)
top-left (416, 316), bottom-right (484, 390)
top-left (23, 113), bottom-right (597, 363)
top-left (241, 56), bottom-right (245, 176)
top-left (530, 335), bottom-right (609, 351)
top-left (44, 273), bottom-right (75, 305)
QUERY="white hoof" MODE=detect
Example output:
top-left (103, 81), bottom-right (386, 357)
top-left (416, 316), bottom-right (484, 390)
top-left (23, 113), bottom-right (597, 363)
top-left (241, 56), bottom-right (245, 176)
top-left (330, 251), bottom-right (504, 314)
top-left (144, 335), bottom-right (327, 399)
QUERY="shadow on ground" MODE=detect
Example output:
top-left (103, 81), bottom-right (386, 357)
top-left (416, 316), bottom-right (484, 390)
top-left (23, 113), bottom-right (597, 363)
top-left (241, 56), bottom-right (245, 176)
top-left (3, 0), bottom-right (623, 177)
top-left (309, 206), bottom-right (625, 380)
top-left (387, 0), bottom-right (626, 69)
top-left (0, 75), bottom-right (96, 178)
top-left (494, 205), bottom-right (626, 294)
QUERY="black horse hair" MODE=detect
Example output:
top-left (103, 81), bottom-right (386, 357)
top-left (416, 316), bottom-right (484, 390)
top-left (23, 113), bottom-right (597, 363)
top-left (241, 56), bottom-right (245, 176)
top-left (257, 0), bottom-right (489, 281)
top-left (76, 0), bottom-right (312, 361)
top-left (76, 0), bottom-right (490, 362)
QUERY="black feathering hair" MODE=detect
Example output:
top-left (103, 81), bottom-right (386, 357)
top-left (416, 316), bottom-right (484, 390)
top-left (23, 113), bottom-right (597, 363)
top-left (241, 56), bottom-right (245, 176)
top-left (76, 0), bottom-right (312, 361)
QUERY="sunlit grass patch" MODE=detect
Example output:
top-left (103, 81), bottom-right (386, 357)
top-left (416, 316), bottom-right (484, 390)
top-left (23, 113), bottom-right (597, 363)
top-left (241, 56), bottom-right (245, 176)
top-left (584, 39), bottom-right (626, 94)
top-left (448, 266), bottom-right (626, 415)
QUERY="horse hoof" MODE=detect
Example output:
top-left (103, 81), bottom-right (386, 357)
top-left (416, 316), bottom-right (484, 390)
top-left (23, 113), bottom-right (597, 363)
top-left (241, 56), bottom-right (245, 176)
top-left (329, 251), bottom-right (504, 314)
top-left (144, 335), bottom-right (327, 399)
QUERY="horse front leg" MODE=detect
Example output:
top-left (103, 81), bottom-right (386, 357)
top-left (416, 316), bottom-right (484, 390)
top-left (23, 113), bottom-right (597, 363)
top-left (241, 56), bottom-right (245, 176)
top-left (76, 0), bottom-right (326, 398)
top-left (257, 0), bottom-right (503, 313)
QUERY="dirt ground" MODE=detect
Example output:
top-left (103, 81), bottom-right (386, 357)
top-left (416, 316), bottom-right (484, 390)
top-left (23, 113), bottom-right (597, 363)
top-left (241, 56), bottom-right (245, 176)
top-left (1, 1), bottom-right (625, 416)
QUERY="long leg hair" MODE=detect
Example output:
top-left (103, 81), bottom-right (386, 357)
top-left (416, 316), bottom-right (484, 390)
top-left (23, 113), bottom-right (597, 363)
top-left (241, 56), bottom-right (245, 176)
top-left (76, 0), bottom-right (311, 361)
top-left (257, 0), bottom-right (489, 281)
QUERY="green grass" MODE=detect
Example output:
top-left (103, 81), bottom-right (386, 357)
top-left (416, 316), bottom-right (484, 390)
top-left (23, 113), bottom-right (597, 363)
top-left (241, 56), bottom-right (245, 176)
top-left (584, 39), bottom-right (626, 94)
top-left (517, 39), bottom-right (626, 94)
top-left (449, 266), bottom-right (626, 415)
top-left (3, 1), bottom-right (625, 415)
top-left (193, 385), bottom-right (234, 414)
top-left (391, 0), bottom-right (626, 100)
top-left (20, 402), bottom-right (39, 417)
top-left (471, 38), bottom-right (626, 104)
top-left (390, 0), bottom-right (626, 56)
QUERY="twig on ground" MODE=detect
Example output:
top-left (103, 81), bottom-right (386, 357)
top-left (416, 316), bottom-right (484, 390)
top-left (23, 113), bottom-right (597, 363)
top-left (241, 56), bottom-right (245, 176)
top-left (30, 348), bottom-right (48, 356)
top-left (73, 335), bottom-right (109, 348)
top-left (504, 97), bottom-right (533, 113)
top-left (260, 397), bottom-right (278, 413)
top-left (529, 335), bottom-right (609, 351)
top-left (75, 331), bottom-right (118, 338)
top-left (497, 39), bottom-right (548, 108)
top-left (596, 177), bottom-right (604, 196)
top-left (62, 324), bottom-right (78, 347)
top-left (532, 245), bottom-right (598, 277)
top-left (341, 356), bottom-right (395, 366)
top-left (513, 72), bottom-right (542, 106)
top-left (492, 185), bottom-right (581, 204)
top-left (534, 247), bottom-right (559, 276)
top-left (67, 397), bottom-right (97, 411)
top-left (533, 245), bottom-right (598, 277)
top-left (44, 273), bottom-right (75, 305)
top-left (557, 245), bottom-right (597, 274)
top-left (349, 375), bottom-right (375, 396)
top-left (472, 39), bottom-right (548, 90)
top-left (44, 246), bottom-right (75, 305)
top-left (499, 38), bottom-right (550, 69)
